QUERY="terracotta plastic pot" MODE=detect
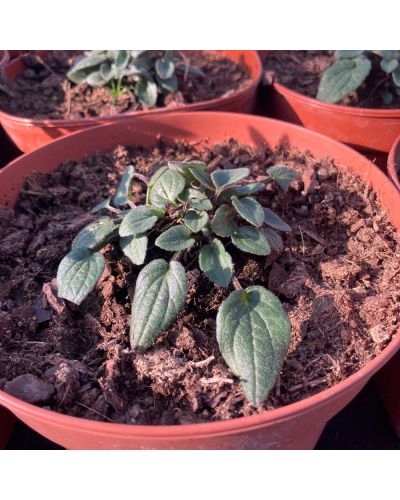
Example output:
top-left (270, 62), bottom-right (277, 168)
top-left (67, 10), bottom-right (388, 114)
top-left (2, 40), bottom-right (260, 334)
top-left (0, 112), bottom-right (399, 450)
top-left (387, 133), bottom-right (400, 191)
top-left (0, 406), bottom-right (15, 448)
top-left (0, 50), bottom-right (10, 69)
top-left (264, 77), bottom-right (400, 155)
top-left (0, 50), bottom-right (262, 153)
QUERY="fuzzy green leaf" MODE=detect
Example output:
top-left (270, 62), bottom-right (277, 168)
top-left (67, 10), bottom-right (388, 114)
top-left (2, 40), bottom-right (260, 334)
top-left (266, 166), bottom-right (299, 192)
top-left (263, 208), bottom-right (292, 232)
top-left (178, 188), bottom-right (213, 211)
top-left (149, 169), bottom-right (186, 208)
top-left (86, 71), bottom-right (105, 87)
top-left (334, 50), bottom-right (364, 59)
top-left (168, 160), bottom-right (206, 183)
top-left (216, 286), bottom-right (291, 404)
top-left (231, 196), bottom-right (264, 227)
top-left (381, 58), bottom-right (399, 74)
top-left (183, 210), bottom-right (209, 233)
top-left (189, 167), bottom-right (214, 190)
top-left (262, 227), bottom-right (284, 251)
top-left (130, 259), bottom-right (187, 350)
top-left (119, 206), bottom-right (161, 237)
top-left (120, 234), bottom-right (148, 265)
top-left (57, 248), bottom-right (105, 305)
top-left (155, 225), bottom-right (195, 251)
top-left (114, 165), bottom-right (135, 207)
top-left (393, 66), bottom-right (400, 87)
top-left (69, 53), bottom-right (108, 73)
top-left (72, 217), bottom-right (119, 250)
top-left (155, 58), bottom-right (175, 79)
top-left (135, 78), bottom-right (158, 107)
top-left (231, 226), bottom-right (270, 256)
top-left (90, 198), bottom-right (112, 214)
top-left (211, 167), bottom-right (250, 191)
top-left (317, 56), bottom-right (371, 104)
top-left (157, 74), bottom-right (178, 93)
top-left (199, 239), bottom-right (233, 288)
top-left (115, 50), bottom-right (129, 70)
top-left (221, 182), bottom-right (264, 199)
top-left (211, 204), bottom-right (238, 237)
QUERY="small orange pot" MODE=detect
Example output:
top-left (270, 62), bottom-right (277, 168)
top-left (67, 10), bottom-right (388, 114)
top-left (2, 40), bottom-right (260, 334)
top-left (0, 406), bottom-right (15, 448)
top-left (387, 133), bottom-right (400, 191)
top-left (0, 50), bottom-right (262, 153)
top-left (0, 112), bottom-right (399, 449)
top-left (267, 82), bottom-right (400, 154)
top-left (0, 50), bottom-right (10, 68)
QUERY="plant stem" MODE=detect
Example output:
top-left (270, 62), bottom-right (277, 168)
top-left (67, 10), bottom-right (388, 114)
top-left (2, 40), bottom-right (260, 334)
top-left (206, 154), bottom-right (224, 173)
top-left (171, 251), bottom-right (183, 262)
top-left (232, 276), bottom-right (242, 290)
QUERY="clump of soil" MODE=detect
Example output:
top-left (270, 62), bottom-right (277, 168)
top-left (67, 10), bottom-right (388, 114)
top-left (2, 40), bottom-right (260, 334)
top-left (1, 139), bottom-right (400, 425)
top-left (262, 50), bottom-right (400, 109)
top-left (0, 51), bottom-right (251, 119)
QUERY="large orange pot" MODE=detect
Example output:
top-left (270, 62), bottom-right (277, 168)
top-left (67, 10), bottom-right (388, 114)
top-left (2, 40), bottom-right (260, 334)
top-left (0, 112), bottom-right (399, 450)
top-left (387, 133), bottom-right (400, 191)
top-left (0, 50), bottom-right (262, 153)
top-left (261, 59), bottom-right (400, 155)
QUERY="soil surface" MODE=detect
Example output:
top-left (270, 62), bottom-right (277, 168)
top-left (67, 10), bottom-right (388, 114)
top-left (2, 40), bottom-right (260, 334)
top-left (0, 51), bottom-right (251, 119)
top-left (262, 50), bottom-right (400, 109)
top-left (1, 139), bottom-right (400, 425)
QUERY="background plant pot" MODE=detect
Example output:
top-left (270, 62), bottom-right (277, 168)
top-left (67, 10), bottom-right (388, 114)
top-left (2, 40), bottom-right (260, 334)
top-left (387, 133), bottom-right (400, 191)
top-left (0, 50), bottom-right (10, 68)
top-left (0, 406), bottom-right (16, 448)
top-left (0, 112), bottom-right (399, 449)
top-left (0, 50), bottom-right (262, 154)
top-left (265, 81), bottom-right (400, 160)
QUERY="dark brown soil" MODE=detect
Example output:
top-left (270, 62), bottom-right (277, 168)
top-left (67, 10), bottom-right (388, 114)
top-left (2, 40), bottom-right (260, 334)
top-left (1, 139), bottom-right (400, 425)
top-left (0, 51), bottom-right (251, 119)
top-left (262, 50), bottom-right (400, 109)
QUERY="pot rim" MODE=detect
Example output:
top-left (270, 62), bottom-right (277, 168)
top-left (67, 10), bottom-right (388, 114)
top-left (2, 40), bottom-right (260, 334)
top-left (388, 134), bottom-right (400, 191)
top-left (0, 111), bottom-right (399, 439)
top-left (0, 50), bottom-right (262, 128)
top-left (272, 81), bottom-right (400, 118)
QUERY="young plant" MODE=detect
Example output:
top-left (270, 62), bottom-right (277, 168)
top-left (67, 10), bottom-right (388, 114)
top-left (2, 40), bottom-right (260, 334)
top-left (56, 158), bottom-right (299, 404)
top-left (67, 50), bottom-right (202, 107)
top-left (317, 50), bottom-right (400, 105)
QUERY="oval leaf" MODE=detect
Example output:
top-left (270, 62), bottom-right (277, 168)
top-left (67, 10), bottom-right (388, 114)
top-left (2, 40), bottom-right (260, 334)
top-left (216, 285), bottom-right (291, 404)
top-left (231, 196), bottom-right (264, 227)
top-left (266, 166), bottom-right (299, 192)
top-left (222, 182), bottom-right (264, 199)
top-left (114, 165), bottom-right (135, 207)
top-left (119, 206), bottom-right (161, 237)
top-left (317, 56), bottom-right (371, 103)
top-left (262, 227), bottom-right (284, 251)
top-left (183, 210), bottom-right (209, 233)
top-left (70, 53), bottom-right (108, 72)
top-left (178, 188), bottom-right (213, 211)
top-left (149, 169), bottom-right (186, 208)
top-left (168, 160), bottom-right (206, 183)
top-left (135, 78), bottom-right (158, 107)
top-left (130, 259), bottom-right (187, 350)
top-left (57, 248), bottom-right (105, 305)
top-left (231, 226), bottom-right (271, 256)
top-left (211, 204), bottom-right (238, 237)
top-left (211, 167), bottom-right (250, 191)
top-left (86, 71), bottom-right (106, 87)
top-left (120, 234), bottom-right (148, 265)
top-left (199, 239), bottom-right (233, 288)
top-left (155, 225), bottom-right (195, 251)
top-left (381, 58), bottom-right (399, 74)
top-left (72, 217), bottom-right (119, 250)
top-left (334, 50), bottom-right (364, 59)
top-left (263, 208), bottom-right (291, 232)
top-left (189, 168), bottom-right (214, 190)
top-left (155, 58), bottom-right (175, 79)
